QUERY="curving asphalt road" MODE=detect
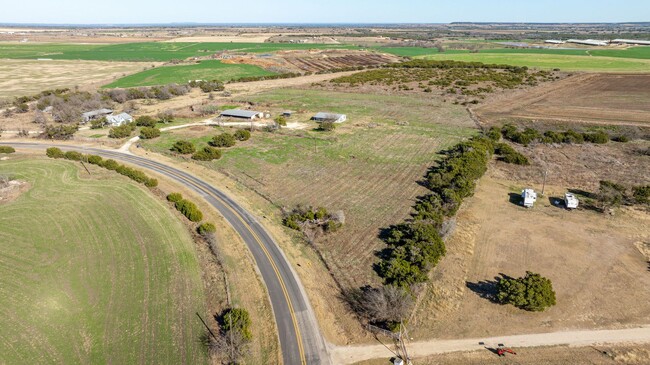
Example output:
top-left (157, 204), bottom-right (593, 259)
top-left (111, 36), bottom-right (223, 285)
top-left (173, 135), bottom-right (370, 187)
top-left (2, 142), bottom-right (330, 365)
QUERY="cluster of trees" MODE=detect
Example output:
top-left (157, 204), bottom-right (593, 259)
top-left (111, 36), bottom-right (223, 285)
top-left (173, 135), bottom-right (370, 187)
top-left (104, 83), bottom-right (191, 103)
top-left (0, 146), bottom-right (15, 154)
top-left (170, 140), bottom-right (223, 161)
top-left (188, 80), bottom-right (225, 93)
top-left (282, 205), bottom-right (343, 234)
top-left (210, 130), bottom-right (251, 148)
top-left (378, 136), bottom-right (495, 289)
top-left (40, 124), bottom-right (79, 140)
top-left (204, 307), bottom-right (253, 363)
top-left (494, 142), bottom-right (530, 165)
top-left (108, 123), bottom-right (137, 139)
top-left (500, 124), bottom-right (616, 146)
top-left (2, 88), bottom-right (70, 116)
top-left (596, 180), bottom-right (650, 211)
top-left (497, 272), bottom-right (557, 311)
top-left (167, 193), bottom-right (204, 222)
top-left (37, 91), bottom-right (111, 124)
top-left (45, 147), bottom-right (158, 187)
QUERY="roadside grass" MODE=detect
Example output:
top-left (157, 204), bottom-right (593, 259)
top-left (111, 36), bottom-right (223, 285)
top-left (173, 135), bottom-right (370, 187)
top-left (0, 42), bottom-right (357, 62)
top-left (419, 52), bottom-right (650, 72)
top-left (0, 158), bottom-right (206, 365)
top-left (141, 88), bottom-right (478, 288)
top-left (104, 60), bottom-right (276, 88)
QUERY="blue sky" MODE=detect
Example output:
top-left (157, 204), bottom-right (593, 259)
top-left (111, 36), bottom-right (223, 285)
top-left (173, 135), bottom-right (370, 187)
top-left (2, 0), bottom-right (649, 24)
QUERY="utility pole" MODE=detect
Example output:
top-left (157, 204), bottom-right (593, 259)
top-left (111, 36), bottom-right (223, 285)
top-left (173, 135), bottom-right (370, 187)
top-left (541, 169), bottom-right (548, 196)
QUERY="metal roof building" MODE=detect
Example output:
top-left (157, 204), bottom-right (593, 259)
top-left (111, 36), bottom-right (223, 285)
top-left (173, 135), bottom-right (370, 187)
top-left (610, 39), bottom-right (650, 46)
top-left (81, 108), bottom-right (113, 123)
top-left (106, 113), bottom-right (133, 127)
top-left (566, 39), bottom-right (609, 47)
top-left (219, 109), bottom-right (263, 119)
top-left (311, 112), bottom-right (347, 123)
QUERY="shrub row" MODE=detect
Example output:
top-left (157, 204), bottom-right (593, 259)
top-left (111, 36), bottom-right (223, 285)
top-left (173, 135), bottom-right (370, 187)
top-left (166, 193), bottom-right (204, 222)
top-left (45, 147), bottom-right (158, 187)
top-left (0, 146), bottom-right (15, 154)
top-left (378, 136), bottom-right (495, 289)
top-left (501, 124), bottom-right (611, 146)
top-left (495, 143), bottom-right (530, 165)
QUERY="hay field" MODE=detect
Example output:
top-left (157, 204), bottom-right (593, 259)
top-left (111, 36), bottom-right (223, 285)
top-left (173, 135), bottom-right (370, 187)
top-left (141, 88), bottom-right (478, 289)
top-left (0, 59), bottom-right (146, 98)
top-left (0, 158), bottom-right (206, 364)
top-left (475, 73), bottom-right (650, 127)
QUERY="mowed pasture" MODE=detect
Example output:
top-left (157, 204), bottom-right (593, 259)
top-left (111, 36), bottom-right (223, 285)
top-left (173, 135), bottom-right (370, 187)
top-left (0, 159), bottom-right (206, 364)
top-left (0, 42), bottom-right (357, 62)
top-left (104, 60), bottom-right (276, 88)
top-left (475, 73), bottom-right (650, 127)
top-left (0, 59), bottom-right (146, 98)
top-left (141, 89), bottom-right (478, 288)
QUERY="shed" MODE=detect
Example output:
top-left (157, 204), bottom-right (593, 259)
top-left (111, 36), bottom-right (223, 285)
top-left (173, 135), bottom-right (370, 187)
top-left (81, 108), bottom-right (113, 123)
top-left (521, 189), bottom-right (537, 208)
top-left (564, 193), bottom-right (579, 210)
top-left (282, 111), bottom-right (294, 117)
top-left (220, 109), bottom-right (263, 119)
top-left (311, 112), bottom-right (347, 123)
top-left (106, 113), bottom-right (133, 127)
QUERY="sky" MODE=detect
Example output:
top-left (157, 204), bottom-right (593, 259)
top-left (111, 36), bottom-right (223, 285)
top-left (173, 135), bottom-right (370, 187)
top-left (1, 0), bottom-right (649, 24)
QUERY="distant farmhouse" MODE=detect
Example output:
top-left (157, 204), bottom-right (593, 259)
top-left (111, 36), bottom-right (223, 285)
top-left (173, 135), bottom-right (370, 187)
top-left (219, 109), bottom-right (263, 120)
top-left (311, 112), bottom-right (347, 123)
top-left (106, 113), bottom-right (133, 127)
top-left (81, 108), bottom-right (113, 123)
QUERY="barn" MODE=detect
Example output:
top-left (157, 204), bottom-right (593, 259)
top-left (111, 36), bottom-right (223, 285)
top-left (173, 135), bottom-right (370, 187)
top-left (220, 109), bottom-right (263, 120)
top-left (311, 112), bottom-right (347, 123)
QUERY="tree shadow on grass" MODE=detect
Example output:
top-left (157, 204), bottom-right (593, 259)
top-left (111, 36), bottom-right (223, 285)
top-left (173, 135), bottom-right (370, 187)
top-left (466, 273), bottom-right (514, 304)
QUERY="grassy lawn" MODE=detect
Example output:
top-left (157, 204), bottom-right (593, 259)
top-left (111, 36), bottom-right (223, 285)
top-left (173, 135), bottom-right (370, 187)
top-left (104, 60), bottom-right (275, 88)
top-left (141, 89), bottom-right (478, 289)
top-left (419, 52), bottom-right (650, 72)
top-left (0, 42), bottom-right (357, 62)
top-left (0, 158), bottom-right (206, 365)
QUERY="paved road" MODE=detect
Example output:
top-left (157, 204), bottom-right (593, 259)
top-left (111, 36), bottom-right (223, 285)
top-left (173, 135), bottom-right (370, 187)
top-left (2, 142), bottom-right (329, 365)
top-left (332, 326), bottom-right (650, 364)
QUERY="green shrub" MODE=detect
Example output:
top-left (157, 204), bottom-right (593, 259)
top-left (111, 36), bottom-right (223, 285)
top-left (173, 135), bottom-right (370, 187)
top-left (175, 199), bottom-right (203, 222)
top-left (86, 155), bottom-right (103, 165)
top-left (135, 115), bottom-right (157, 127)
top-left (486, 126), bottom-right (501, 141)
top-left (90, 117), bottom-right (107, 129)
top-left (192, 146), bottom-right (221, 161)
top-left (166, 192), bottom-right (183, 202)
top-left (171, 140), bottom-right (196, 154)
top-left (139, 127), bottom-right (161, 139)
top-left (108, 123), bottom-right (135, 139)
top-left (633, 185), bottom-right (650, 205)
top-left (234, 129), bottom-right (251, 141)
top-left (221, 308), bottom-right (252, 341)
top-left (0, 146), bottom-right (16, 154)
top-left (211, 133), bottom-right (236, 148)
top-left (497, 271), bottom-right (556, 311)
top-left (101, 159), bottom-right (119, 170)
top-left (46, 147), bottom-right (64, 158)
top-left (612, 135), bottom-right (629, 143)
top-left (274, 115), bottom-right (287, 126)
top-left (42, 124), bottom-right (79, 140)
top-left (318, 121), bottom-right (336, 132)
top-left (63, 151), bottom-right (83, 161)
top-left (583, 131), bottom-right (609, 144)
top-left (197, 222), bottom-right (216, 235)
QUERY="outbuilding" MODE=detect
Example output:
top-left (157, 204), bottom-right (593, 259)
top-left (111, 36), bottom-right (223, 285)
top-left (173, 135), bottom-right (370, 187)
top-left (81, 108), bottom-right (113, 123)
top-left (220, 109), bottom-right (263, 120)
top-left (311, 112), bottom-right (347, 123)
top-left (521, 189), bottom-right (537, 208)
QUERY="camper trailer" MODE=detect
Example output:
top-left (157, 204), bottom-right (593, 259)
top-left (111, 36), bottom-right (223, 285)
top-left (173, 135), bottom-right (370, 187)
top-left (564, 193), bottom-right (579, 210)
top-left (521, 189), bottom-right (537, 208)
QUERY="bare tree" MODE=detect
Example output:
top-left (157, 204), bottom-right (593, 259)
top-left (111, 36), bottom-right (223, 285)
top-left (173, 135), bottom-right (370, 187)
top-left (345, 285), bottom-right (413, 325)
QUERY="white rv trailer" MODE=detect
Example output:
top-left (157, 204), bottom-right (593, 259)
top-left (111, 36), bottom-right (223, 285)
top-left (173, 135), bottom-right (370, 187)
top-left (564, 193), bottom-right (579, 209)
top-left (521, 189), bottom-right (537, 208)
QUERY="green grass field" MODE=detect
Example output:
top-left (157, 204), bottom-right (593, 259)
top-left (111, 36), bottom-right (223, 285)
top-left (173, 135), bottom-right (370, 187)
top-left (0, 42), bottom-right (357, 62)
top-left (0, 159), bottom-right (206, 364)
top-left (419, 52), bottom-right (650, 72)
top-left (104, 60), bottom-right (275, 88)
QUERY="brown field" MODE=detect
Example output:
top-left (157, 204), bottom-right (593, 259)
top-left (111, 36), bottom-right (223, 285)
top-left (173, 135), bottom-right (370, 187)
top-left (475, 73), bottom-right (650, 127)
top-left (0, 59), bottom-right (149, 99)
top-left (281, 51), bottom-right (398, 72)
top-left (409, 140), bottom-right (650, 340)
top-left (355, 344), bottom-right (650, 365)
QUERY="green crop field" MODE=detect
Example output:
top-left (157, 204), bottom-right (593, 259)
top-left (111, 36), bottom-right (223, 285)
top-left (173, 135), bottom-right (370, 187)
top-left (104, 60), bottom-right (275, 88)
top-left (0, 159), bottom-right (206, 365)
top-left (0, 42), bottom-right (357, 62)
top-left (419, 52), bottom-right (650, 72)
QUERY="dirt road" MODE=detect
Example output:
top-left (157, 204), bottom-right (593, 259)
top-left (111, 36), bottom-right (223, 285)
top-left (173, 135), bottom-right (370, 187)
top-left (330, 326), bottom-right (650, 364)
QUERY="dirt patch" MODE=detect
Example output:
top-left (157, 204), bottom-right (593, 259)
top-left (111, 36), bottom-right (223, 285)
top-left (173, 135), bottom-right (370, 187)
top-left (0, 177), bottom-right (29, 204)
top-left (475, 73), bottom-right (650, 127)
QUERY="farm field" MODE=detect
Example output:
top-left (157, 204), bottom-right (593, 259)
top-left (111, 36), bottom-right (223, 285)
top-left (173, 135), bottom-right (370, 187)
top-left (0, 59), bottom-right (147, 98)
top-left (141, 88), bottom-right (478, 290)
top-left (0, 42), bottom-right (357, 62)
top-left (420, 52), bottom-right (650, 72)
top-left (0, 158), bottom-right (206, 364)
top-left (475, 73), bottom-right (650, 127)
top-left (104, 60), bottom-right (276, 88)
